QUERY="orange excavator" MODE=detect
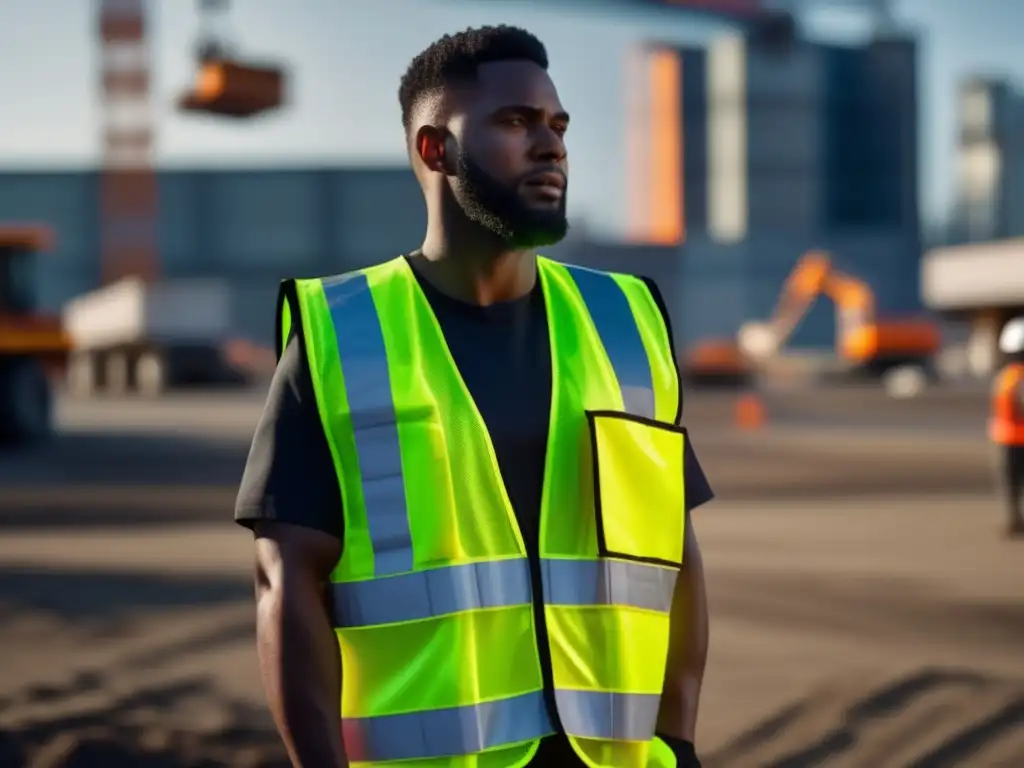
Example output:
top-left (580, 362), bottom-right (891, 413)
top-left (739, 250), bottom-right (940, 374)
top-left (0, 226), bottom-right (73, 445)
top-left (684, 250), bottom-right (941, 388)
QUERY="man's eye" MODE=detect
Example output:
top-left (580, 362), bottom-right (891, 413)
top-left (504, 116), bottom-right (526, 127)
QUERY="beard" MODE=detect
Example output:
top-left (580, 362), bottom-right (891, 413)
top-left (451, 151), bottom-right (569, 249)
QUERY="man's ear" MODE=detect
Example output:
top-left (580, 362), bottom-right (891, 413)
top-left (415, 125), bottom-right (452, 174)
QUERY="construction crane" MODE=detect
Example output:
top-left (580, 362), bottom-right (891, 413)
top-left (97, 0), bottom-right (288, 290)
top-left (64, 0), bottom-right (278, 401)
top-left (97, 0), bottom-right (158, 285)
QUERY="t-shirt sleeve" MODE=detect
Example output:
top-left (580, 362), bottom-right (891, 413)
top-left (638, 276), bottom-right (715, 511)
top-left (234, 328), bottom-right (345, 542)
top-left (683, 435), bottom-right (715, 511)
top-left (639, 275), bottom-right (683, 423)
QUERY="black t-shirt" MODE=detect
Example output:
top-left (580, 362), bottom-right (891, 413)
top-left (235, 263), bottom-right (714, 767)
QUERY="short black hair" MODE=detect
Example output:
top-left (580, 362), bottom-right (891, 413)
top-left (399, 25), bottom-right (549, 131)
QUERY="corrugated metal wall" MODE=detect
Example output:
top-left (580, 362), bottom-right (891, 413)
top-left (0, 167), bottom-right (425, 345)
top-left (328, 169), bottom-right (427, 268)
top-left (0, 167), bottom-right (920, 350)
top-left (204, 171), bottom-right (324, 268)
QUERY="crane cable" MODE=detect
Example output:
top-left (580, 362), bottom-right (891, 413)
top-left (196, 0), bottom-right (235, 63)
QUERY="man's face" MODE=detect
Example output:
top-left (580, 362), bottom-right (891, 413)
top-left (450, 60), bottom-right (570, 249)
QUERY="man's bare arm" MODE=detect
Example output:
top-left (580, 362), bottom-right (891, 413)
top-left (254, 521), bottom-right (347, 767)
top-left (657, 516), bottom-right (710, 743)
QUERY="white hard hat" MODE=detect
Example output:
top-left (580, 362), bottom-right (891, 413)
top-left (998, 317), bottom-right (1024, 355)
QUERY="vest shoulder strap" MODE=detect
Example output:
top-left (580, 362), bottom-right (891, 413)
top-left (277, 258), bottom-right (407, 362)
top-left (540, 258), bottom-right (682, 424)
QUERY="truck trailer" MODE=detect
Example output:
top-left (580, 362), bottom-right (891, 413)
top-left (63, 277), bottom-right (247, 397)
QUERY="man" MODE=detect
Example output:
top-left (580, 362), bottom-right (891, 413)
top-left (236, 25), bottom-right (713, 768)
top-left (990, 316), bottom-right (1024, 538)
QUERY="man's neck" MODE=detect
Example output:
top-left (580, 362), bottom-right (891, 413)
top-left (413, 225), bottom-right (537, 306)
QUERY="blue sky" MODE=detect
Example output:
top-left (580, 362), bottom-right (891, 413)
top-left (0, 0), bottom-right (1021, 235)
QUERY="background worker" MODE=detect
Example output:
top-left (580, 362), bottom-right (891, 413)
top-left (236, 25), bottom-right (714, 767)
top-left (991, 317), bottom-right (1024, 538)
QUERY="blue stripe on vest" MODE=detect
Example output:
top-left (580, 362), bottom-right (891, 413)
top-left (556, 689), bottom-right (663, 741)
top-left (332, 558), bottom-right (532, 627)
top-left (332, 557), bottom-right (676, 628)
top-left (342, 688), bottom-right (661, 761)
top-left (323, 272), bottom-right (414, 576)
top-left (562, 264), bottom-right (656, 420)
top-left (342, 690), bottom-right (554, 762)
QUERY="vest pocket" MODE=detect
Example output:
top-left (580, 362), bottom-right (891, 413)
top-left (587, 410), bottom-right (687, 567)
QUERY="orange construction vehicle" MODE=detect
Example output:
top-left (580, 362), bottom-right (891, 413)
top-left (738, 250), bottom-right (941, 383)
top-left (681, 340), bottom-right (753, 387)
top-left (0, 226), bottom-right (72, 445)
top-left (684, 250), bottom-right (941, 389)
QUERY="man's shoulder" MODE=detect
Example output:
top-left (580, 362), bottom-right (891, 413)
top-left (285, 256), bottom-right (408, 295)
top-left (279, 260), bottom-right (398, 313)
top-left (541, 258), bottom-right (656, 291)
top-left (283, 255), bottom-right (404, 281)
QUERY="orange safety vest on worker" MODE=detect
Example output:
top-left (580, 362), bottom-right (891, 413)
top-left (990, 362), bottom-right (1024, 445)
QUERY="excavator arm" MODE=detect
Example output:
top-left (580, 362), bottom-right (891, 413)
top-left (739, 251), bottom-right (832, 360)
top-left (769, 252), bottom-right (833, 348)
top-left (821, 267), bottom-right (940, 365)
top-left (821, 270), bottom-right (878, 362)
top-left (697, 247), bottom-right (939, 385)
top-left (739, 249), bottom-right (938, 367)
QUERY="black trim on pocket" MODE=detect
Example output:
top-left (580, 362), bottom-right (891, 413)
top-left (586, 410), bottom-right (688, 569)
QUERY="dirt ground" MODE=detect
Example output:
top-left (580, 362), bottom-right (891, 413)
top-left (0, 387), bottom-right (1020, 768)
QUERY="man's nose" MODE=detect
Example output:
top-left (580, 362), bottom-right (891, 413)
top-left (531, 126), bottom-right (566, 162)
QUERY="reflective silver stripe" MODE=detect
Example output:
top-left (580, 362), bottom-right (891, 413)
top-left (542, 558), bottom-right (677, 614)
top-left (556, 689), bottom-right (662, 741)
top-left (342, 690), bottom-right (554, 762)
top-left (332, 558), bottom-right (532, 628)
top-left (323, 273), bottom-right (413, 576)
top-left (564, 264), bottom-right (655, 419)
top-left (333, 557), bottom-right (675, 627)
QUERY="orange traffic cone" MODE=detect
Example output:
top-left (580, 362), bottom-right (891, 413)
top-left (734, 391), bottom-right (766, 430)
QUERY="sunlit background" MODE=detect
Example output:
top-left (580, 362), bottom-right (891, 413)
top-left (0, 2), bottom-right (1022, 767)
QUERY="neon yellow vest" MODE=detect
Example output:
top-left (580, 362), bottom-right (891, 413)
top-left (281, 256), bottom-right (687, 768)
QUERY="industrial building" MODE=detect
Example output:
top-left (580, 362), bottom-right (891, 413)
top-left (1, 167), bottom-right (425, 346)
top-left (626, 29), bottom-right (922, 347)
top-left (946, 76), bottom-right (1024, 244)
top-left (920, 77), bottom-right (1024, 377)
top-left (3, 11), bottom-right (925, 355)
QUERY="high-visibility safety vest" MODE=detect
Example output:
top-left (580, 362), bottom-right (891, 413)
top-left (990, 362), bottom-right (1024, 445)
top-left (279, 255), bottom-right (687, 768)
